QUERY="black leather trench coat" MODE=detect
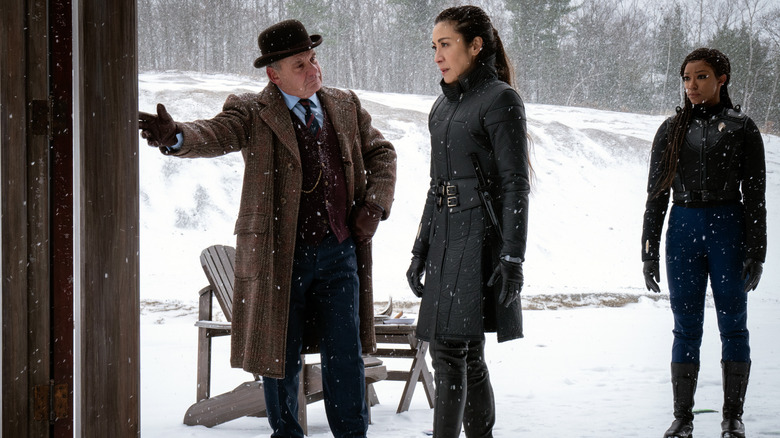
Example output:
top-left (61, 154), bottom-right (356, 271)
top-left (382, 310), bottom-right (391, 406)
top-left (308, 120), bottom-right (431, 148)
top-left (412, 60), bottom-right (530, 343)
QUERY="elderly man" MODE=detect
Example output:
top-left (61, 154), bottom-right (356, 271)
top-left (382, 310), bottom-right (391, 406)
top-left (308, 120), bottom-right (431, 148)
top-left (139, 19), bottom-right (396, 438)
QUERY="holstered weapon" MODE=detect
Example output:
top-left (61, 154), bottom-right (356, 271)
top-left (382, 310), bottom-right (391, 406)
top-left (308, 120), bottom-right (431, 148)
top-left (470, 153), bottom-right (503, 242)
top-left (470, 153), bottom-right (503, 285)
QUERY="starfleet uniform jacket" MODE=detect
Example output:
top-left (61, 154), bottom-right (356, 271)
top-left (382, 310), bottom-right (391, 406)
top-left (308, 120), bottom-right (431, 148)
top-left (642, 103), bottom-right (767, 263)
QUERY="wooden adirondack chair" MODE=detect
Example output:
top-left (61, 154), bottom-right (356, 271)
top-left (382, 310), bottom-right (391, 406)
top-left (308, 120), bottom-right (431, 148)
top-left (183, 244), bottom-right (387, 433)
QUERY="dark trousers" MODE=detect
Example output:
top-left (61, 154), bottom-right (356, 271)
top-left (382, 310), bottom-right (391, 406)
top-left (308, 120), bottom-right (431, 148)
top-left (666, 204), bottom-right (750, 364)
top-left (263, 234), bottom-right (368, 438)
top-left (429, 339), bottom-right (495, 438)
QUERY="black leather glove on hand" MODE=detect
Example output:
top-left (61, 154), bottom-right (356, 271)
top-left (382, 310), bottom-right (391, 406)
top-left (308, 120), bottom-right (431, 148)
top-left (138, 103), bottom-right (180, 147)
top-left (406, 256), bottom-right (425, 298)
top-left (742, 258), bottom-right (763, 292)
top-left (488, 259), bottom-right (523, 307)
top-left (643, 260), bottom-right (661, 293)
top-left (351, 203), bottom-right (384, 245)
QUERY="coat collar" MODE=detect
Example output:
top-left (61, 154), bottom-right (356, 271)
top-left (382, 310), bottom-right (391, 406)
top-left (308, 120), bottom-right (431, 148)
top-left (257, 83), bottom-right (356, 165)
top-left (258, 83), bottom-right (299, 160)
top-left (320, 89), bottom-right (356, 158)
top-left (440, 55), bottom-right (498, 101)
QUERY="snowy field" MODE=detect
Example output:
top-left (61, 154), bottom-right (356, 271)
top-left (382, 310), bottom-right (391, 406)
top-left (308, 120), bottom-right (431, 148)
top-left (139, 71), bottom-right (780, 437)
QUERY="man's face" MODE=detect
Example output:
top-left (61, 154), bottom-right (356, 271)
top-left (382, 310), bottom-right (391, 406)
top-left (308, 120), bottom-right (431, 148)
top-left (266, 50), bottom-right (323, 99)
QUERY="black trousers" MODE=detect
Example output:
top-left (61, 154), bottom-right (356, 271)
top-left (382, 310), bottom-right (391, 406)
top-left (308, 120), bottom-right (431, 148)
top-left (262, 235), bottom-right (367, 438)
top-left (429, 339), bottom-right (495, 438)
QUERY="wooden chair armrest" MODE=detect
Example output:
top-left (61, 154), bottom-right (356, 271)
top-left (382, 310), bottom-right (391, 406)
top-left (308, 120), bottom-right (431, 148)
top-left (195, 321), bottom-right (232, 330)
top-left (198, 285), bottom-right (213, 297)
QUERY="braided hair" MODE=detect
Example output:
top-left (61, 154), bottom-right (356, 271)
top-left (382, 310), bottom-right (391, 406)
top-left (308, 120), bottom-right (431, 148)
top-left (435, 5), bottom-right (515, 87)
top-left (654, 48), bottom-right (733, 197)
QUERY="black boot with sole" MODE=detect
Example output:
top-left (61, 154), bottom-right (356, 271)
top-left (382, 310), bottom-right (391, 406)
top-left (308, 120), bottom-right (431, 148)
top-left (664, 362), bottom-right (699, 438)
top-left (721, 360), bottom-right (750, 438)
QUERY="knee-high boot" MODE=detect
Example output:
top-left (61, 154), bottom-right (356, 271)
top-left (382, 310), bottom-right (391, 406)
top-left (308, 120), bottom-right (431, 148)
top-left (664, 362), bottom-right (699, 438)
top-left (462, 342), bottom-right (494, 438)
top-left (433, 369), bottom-right (466, 438)
top-left (430, 341), bottom-right (467, 438)
top-left (721, 361), bottom-right (750, 438)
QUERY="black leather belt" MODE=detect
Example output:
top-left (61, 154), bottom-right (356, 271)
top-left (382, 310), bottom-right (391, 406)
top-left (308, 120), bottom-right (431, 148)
top-left (435, 178), bottom-right (483, 212)
top-left (673, 189), bottom-right (741, 203)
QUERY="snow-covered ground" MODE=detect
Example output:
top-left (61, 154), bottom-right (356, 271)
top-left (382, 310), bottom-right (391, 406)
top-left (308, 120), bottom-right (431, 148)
top-left (139, 71), bottom-right (780, 437)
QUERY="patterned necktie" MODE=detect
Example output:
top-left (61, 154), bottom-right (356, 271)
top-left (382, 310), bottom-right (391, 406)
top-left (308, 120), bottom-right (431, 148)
top-left (298, 98), bottom-right (321, 137)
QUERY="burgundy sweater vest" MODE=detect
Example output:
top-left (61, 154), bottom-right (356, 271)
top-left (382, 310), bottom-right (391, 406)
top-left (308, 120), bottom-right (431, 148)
top-left (291, 109), bottom-right (350, 246)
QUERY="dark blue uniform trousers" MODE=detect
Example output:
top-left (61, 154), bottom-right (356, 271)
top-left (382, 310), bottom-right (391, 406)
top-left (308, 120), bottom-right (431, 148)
top-left (263, 235), bottom-right (368, 438)
top-left (665, 204), bottom-right (750, 364)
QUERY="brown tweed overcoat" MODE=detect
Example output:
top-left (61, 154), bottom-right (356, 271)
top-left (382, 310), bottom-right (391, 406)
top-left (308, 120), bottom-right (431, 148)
top-left (166, 83), bottom-right (396, 377)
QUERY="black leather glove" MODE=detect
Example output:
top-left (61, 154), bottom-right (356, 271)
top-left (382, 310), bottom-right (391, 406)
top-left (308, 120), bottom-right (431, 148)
top-left (350, 202), bottom-right (384, 245)
top-left (643, 260), bottom-right (661, 293)
top-left (742, 258), bottom-right (763, 292)
top-left (138, 103), bottom-right (180, 147)
top-left (487, 258), bottom-right (523, 307)
top-left (406, 256), bottom-right (425, 298)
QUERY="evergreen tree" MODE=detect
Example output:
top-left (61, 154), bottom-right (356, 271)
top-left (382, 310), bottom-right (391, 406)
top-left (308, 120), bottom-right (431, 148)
top-left (709, 24), bottom-right (769, 119)
top-left (504, 0), bottom-right (576, 103)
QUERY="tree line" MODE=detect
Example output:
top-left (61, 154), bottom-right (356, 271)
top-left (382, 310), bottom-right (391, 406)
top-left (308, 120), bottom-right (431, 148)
top-left (138, 0), bottom-right (780, 133)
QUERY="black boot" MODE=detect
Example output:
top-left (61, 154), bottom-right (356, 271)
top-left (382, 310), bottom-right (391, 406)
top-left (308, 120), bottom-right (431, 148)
top-left (430, 340), bottom-right (467, 438)
top-left (462, 341), bottom-right (494, 438)
top-left (721, 361), bottom-right (750, 438)
top-left (664, 362), bottom-right (699, 438)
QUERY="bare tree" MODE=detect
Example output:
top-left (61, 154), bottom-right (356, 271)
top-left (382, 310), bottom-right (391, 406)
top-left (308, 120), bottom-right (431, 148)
top-left (736, 0), bottom-right (768, 113)
top-left (134, 0), bottom-right (780, 130)
top-left (759, 5), bottom-right (780, 131)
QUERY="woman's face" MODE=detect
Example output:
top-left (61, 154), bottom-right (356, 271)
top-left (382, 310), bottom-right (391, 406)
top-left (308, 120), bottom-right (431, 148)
top-left (432, 21), bottom-right (482, 84)
top-left (683, 60), bottom-right (727, 106)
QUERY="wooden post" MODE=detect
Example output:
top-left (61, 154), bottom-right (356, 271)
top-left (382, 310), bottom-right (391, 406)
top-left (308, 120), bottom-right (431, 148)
top-left (75, 0), bottom-right (140, 435)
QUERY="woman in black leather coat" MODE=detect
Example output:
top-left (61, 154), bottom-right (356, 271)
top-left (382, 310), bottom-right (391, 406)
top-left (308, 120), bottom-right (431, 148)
top-left (406, 5), bottom-right (530, 438)
top-left (641, 48), bottom-right (766, 438)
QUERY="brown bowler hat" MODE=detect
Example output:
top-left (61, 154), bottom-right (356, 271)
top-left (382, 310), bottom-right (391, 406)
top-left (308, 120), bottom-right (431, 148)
top-left (253, 20), bottom-right (322, 68)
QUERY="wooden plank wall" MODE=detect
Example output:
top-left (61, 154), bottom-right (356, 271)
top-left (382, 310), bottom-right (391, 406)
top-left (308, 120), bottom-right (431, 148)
top-left (26, 0), bottom-right (56, 436)
top-left (1, 0), bottom-right (54, 435)
top-left (76, 0), bottom-right (141, 435)
top-left (1, 0), bottom-right (35, 433)
top-left (2, 0), bottom-right (140, 435)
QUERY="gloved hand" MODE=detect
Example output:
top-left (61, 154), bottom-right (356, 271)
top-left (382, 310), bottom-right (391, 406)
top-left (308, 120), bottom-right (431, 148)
top-left (643, 260), bottom-right (661, 293)
top-left (350, 202), bottom-right (384, 245)
top-left (406, 256), bottom-right (425, 298)
top-left (487, 258), bottom-right (523, 307)
top-left (138, 103), bottom-right (180, 147)
top-left (742, 258), bottom-right (763, 292)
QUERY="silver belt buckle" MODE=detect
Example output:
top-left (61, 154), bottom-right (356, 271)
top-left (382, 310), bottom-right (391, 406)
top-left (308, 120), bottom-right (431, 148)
top-left (446, 183), bottom-right (458, 207)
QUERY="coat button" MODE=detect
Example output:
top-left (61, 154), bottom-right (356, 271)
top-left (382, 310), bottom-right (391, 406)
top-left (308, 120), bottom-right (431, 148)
top-left (288, 163), bottom-right (294, 170)
top-left (280, 198), bottom-right (287, 205)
